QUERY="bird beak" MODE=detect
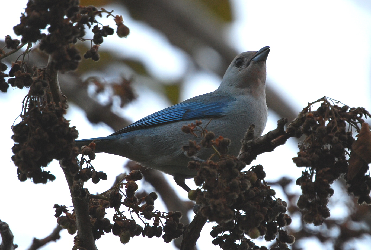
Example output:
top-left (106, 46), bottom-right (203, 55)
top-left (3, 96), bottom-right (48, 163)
top-left (252, 46), bottom-right (270, 62)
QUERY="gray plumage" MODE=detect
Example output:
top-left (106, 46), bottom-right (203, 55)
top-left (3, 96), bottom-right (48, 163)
top-left (75, 46), bottom-right (270, 190)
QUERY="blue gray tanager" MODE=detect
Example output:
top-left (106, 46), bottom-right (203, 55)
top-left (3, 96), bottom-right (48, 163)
top-left (75, 46), bottom-right (270, 191)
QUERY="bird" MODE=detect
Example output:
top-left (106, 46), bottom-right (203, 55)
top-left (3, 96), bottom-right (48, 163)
top-left (75, 46), bottom-right (270, 191)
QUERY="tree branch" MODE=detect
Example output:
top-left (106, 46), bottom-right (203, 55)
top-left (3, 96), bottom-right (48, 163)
top-left (180, 213), bottom-right (207, 250)
top-left (0, 220), bottom-right (17, 250)
top-left (46, 57), bottom-right (62, 105)
top-left (238, 118), bottom-right (289, 165)
top-left (28, 225), bottom-right (63, 250)
top-left (61, 165), bottom-right (97, 250)
top-left (0, 42), bottom-right (131, 132)
top-left (0, 42), bottom-right (26, 60)
top-left (43, 54), bottom-right (96, 249)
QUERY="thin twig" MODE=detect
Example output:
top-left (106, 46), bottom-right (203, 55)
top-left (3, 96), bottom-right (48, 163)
top-left (28, 225), bottom-right (63, 250)
top-left (46, 56), bottom-right (62, 105)
top-left (238, 118), bottom-right (289, 165)
top-left (0, 42), bottom-right (27, 60)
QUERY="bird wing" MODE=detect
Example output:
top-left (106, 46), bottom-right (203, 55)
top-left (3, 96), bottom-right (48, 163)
top-left (111, 93), bottom-right (235, 135)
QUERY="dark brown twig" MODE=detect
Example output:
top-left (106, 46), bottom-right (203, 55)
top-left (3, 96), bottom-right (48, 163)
top-left (0, 42), bottom-right (26, 60)
top-left (238, 118), bottom-right (289, 165)
top-left (180, 213), bottom-right (207, 250)
top-left (61, 165), bottom-right (97, 250)
top-left (0, 220), bottom-right (17, 250)
top-left (28, 225), bottom-right (63, 250)
top-left (46, 57), bottom-right (62, 105)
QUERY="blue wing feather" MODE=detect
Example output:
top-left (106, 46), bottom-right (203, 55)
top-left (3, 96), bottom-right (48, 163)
top-left (111, 94), bottom-right (235, 135)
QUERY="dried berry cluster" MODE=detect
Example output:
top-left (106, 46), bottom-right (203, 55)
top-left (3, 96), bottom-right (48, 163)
top-left (75, 166), bottom-right (107, 184)
top-left (89, 199), bottom-right (112, 239)
top-left (0, 0), bottom-right (130, 93)
top-left (13, 0), bottom-right (85, 71)
top-left (92, 25), bottom-right (114, 45)
top-left (54, 204), bottom-right (77, 234)
top-left (12, 0), bottom-right (125, 70)
top-left (1, 58), bottom-right (40, 93)
top-left (188, 160), bottom-right (294, 250)
top-left (182, 120), bottom-right (231, 157)
top-left (61, 162), bottom-right (185, 244)
top-left (11, 97), bottom-right (79, 183)
top-left (287, 97), bottom-right (371, 225)
top-left (0, 35), bottom-right (22, 92)
top-left (113, 210), bottom-right (183, 244)
top-left (5, 35), bottom-right (21, 50)
top-left (111, 170), bottom-right (184, 243)
top-left (182, 122), bottom-right (293, 249)
top-left (272, 175), bottom-right (371, 249)
top-left (5, 61), bottom-right (33, 89)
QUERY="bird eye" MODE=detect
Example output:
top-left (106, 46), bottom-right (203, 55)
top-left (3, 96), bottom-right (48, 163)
top-left (234, 57), bottom-right (244, 68)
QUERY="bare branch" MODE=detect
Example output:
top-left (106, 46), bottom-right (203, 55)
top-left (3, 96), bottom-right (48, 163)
top-left (28, 225), bottom-right (63, 250)
top-left (0, 42), bottom-right (27, 60)
top-left (44, 54), bottom-right (96, 250)
top-left (180, 213), bottom-right (207, 250)
top-left (61, 164), bottom-right (97, 250)
top-left (0, 220), bottom-right (17, 250)
top-left (238, 118), bottom-right (289, 165)
top-left (46, 57), bottom-right (62, 105)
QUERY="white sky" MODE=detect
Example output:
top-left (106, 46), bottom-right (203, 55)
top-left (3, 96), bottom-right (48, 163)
top-left (1, 0), bottom-right (371, 249)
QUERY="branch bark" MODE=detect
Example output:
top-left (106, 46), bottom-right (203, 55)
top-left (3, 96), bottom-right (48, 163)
top-left (238, 118), bottom-right (289, 164)
top-left (28, 225), bottom-right (63, 250)
top-left (44, 55), bottom-right (96, 249)
top-left (180, 213), bottom-right (207, 250)
top-left (0, 220), bottom-right (16, 250)
top-left (62, 166), bottom-right (97, 250)
top-left (46, 57), bottom-right (62, 105)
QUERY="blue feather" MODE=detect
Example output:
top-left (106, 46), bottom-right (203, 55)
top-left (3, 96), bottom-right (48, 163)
top-left (111, 94), bottom-right (235, 135)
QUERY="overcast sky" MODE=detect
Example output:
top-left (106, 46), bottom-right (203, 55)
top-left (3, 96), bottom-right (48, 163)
top-left (1, 1), bottom-right (371, 249)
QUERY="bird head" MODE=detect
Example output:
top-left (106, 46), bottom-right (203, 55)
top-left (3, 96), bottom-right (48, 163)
top-left (218, 46), bottom-right (270, 98)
